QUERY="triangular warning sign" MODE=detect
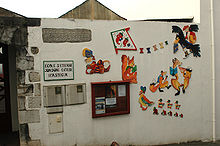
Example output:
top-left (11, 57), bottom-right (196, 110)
top-left (111, 27), bottom-right (137, 54)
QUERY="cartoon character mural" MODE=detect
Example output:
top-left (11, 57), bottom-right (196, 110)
top-left (170, 58), bottom-right (192, 96)
top-left (175, 101), bottom-right (181, 110)
top-left (161, 110), bottom-right (167, 116)
top-left (153, 107), bottom-right (159, 115)
top-left (167, 100), bottom-right (173, 109)
top-left (158, 99), bottom-right (165, 108)
top-left (82, 48), bottom-right (111, 74)
top-left (138, 86), bottom-right (154, 110)
top-left (168, 111), bottom-right (172, 116)
top-left (149, 71), bottom-right (171, 92)
top-left (121, 55), bottom-right (137, 83)
top-left (172, 25), bottom-right (201, 58)
top-left (153, 99), bottom-right (183, 118)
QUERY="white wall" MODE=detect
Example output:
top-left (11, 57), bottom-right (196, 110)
top-left (27, 12), bottom-right (213, 145)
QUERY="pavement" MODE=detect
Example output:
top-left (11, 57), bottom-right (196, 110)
top-left (161, 141), bottom-right (220, 146)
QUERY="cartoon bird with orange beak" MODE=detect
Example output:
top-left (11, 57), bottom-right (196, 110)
top-left (139, 86), bottom-right (154, 110)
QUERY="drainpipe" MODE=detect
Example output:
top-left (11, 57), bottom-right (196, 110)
top-left (210, 0), bottom-right (216, 142)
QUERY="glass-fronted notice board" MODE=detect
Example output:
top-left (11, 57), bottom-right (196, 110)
top-left (91, 81), bottom-right (130, 118)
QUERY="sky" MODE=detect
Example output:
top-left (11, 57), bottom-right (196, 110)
top-left (0, 0), bottom-right (200, 22)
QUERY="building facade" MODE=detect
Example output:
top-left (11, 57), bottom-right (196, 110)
top-left (1, 0), bottom-right (220, 145)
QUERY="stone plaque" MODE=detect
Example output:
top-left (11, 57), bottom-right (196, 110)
top-left (42, 28), bottom-right (91, 43)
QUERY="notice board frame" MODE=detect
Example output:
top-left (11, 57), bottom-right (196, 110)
top-left (91, 80), bottom-right (130, 118)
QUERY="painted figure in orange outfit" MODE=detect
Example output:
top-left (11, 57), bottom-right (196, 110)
top-left (149, 71), bottom-right (171, 92)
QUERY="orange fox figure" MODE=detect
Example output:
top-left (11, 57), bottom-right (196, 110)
top-left (121, 55), bottom-right (137, 83)
top-left (179, 67), bottom-right (192, 94)
top-left (170, 58), bottom-right (192, 96)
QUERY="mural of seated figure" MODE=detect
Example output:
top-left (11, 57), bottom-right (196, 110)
top-left (82, 48), bottom-right (111, 74)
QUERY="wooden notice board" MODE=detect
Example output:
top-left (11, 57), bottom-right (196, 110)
top-left (91, 81), bottom-right (130, 118)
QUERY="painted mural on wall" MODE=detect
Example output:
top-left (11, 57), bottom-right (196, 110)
top-left (149, 71), bottom-right (171, 93)
top-left (109, 24), bottom-right (198, 116)
top-left (111, 27), bottom-right (137, 54)
top-left (121, 55), bottom-right (137, 83)
top-left (153, 99), bottom-right (183, 118)
top-left (172, 25), bottom-right (201, 58)
top-left (138, 86), bottom-right (154, 110)
top-left (110, 27), bottom-right (170, 54)
top-left (82, 48), bottom-right (111, 74)
top-left (148, 58), bottom-right (192, 96)
top-left (170, 58), bottom-right (192, 96)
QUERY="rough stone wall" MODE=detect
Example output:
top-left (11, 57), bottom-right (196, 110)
top-left (0, 17), bottom-right (41, 146)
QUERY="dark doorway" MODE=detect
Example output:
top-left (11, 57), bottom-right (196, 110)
top-left (0, 43), bottom-right (20, 145)
top-left (0, 43), bottom-right (12, 133)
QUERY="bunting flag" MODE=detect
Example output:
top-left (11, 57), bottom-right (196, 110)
top-left (159, 42), bottom-right (164, 49)
top-left (153, 44), bottom-right (158, 51)
top-left (111, 27), bottom-right (137, 54)
top-left (146, 48), bottom-right (151, 54)
top-left (139, 48), bottom-right (144, 54)
top-left (144, 41), bottom-right (168, 54)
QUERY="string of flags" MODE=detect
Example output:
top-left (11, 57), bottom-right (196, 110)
top-left (111, 27), bottom-right (169, 54)
top-left (139, 40), bottom-right (168, 54)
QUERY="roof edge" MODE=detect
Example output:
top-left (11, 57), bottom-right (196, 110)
top-left (0, 7), bottom-right (26, 18)
top-left (59, 0), bottom-right (127, 20)
top-left (140, 17), bottom-right (194, 23)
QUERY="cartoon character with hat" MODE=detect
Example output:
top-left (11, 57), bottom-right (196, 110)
top-left (175, 101), bottom-right (181, 110)
top-left (167, 100), bottom-right (173, 109)
top-left (158, 98), bottom-right (165, 108)
top-left (153, 107), bottom-right (159, 115)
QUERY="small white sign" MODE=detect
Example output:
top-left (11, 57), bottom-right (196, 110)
top-left (105, 98), bottom-right (116, 105)
top-left (118, 85), bottom-right (126, 97)
top-left (43, 60), bottom-right (74, 81)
